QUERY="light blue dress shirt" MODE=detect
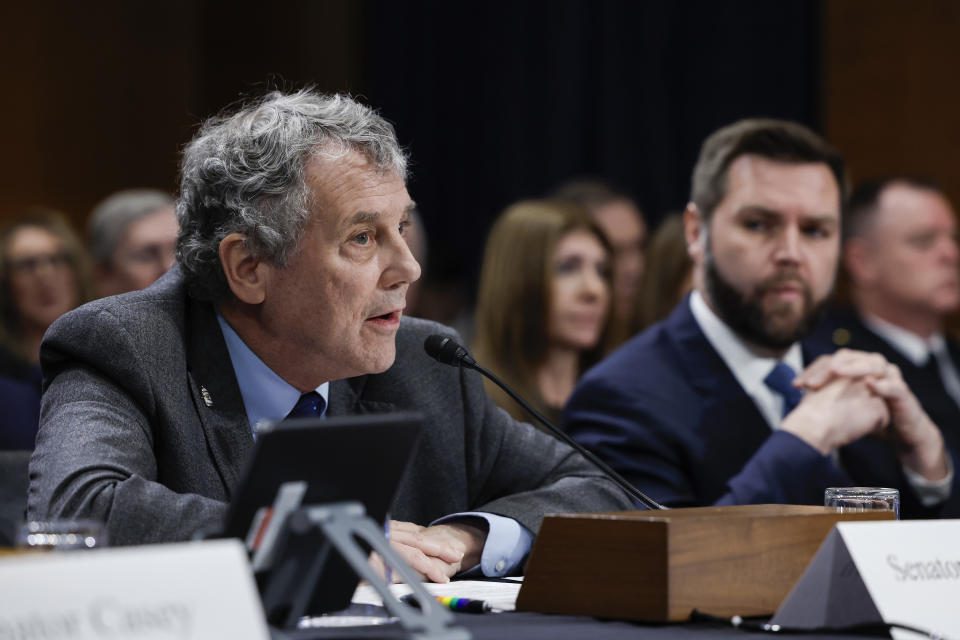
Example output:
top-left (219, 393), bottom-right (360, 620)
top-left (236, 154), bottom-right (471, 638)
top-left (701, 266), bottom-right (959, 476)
top-left (215, 312), bottom-right (531, 576)
top-left (216, 313), bottom-right (328, 431)
top-left (432, 512), bottom-right (533, 577)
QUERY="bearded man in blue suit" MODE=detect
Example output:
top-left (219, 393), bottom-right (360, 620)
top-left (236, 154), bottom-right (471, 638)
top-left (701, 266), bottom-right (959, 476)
top-left (564, 119), bottom-right (955, 518)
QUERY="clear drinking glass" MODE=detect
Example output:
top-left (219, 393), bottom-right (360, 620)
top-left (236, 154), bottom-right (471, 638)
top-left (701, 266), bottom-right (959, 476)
top-left (15, 519), bottom-right (108, 550)
top-left (825, 487), bottom-right (900, 520)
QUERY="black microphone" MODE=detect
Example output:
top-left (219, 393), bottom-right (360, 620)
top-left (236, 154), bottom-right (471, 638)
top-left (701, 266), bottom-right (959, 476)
top-left (424, 334), bottom-right (666, 511)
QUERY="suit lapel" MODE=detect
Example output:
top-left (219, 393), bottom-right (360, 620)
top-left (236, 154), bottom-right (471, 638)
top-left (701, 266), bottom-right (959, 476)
top-left (665, 300), bottom-right (776, 457)
top-left (327, 374), bottom-right (398, 417)
top-left (184, 296), bottom-right (253, 498)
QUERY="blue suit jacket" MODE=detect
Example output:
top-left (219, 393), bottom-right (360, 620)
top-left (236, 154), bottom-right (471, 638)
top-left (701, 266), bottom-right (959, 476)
top-left (0, 347), bottom-right (41, 451)
top-left (0, 376), bottom-right (41, 450)
top-left (564, 297), bottom-right (936, 517)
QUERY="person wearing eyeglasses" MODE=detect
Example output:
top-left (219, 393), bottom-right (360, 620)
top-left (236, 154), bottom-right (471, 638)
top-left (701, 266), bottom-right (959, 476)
top-left (87, 189), bottom-right (179, 298)
top-left (0, 210), bottom-right (93, 450)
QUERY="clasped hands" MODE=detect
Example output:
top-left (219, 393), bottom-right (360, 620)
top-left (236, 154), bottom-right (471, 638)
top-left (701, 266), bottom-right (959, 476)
top-left (369, 519), bottom-right (488, 584)
top-left (782, 348), bottom-right (948, 482)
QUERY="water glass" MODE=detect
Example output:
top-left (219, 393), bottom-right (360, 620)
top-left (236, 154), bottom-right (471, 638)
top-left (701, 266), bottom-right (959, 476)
top-left (16, 519), bottom-right (108, 550)
top-left (824, 487), bottom-right (899, 520)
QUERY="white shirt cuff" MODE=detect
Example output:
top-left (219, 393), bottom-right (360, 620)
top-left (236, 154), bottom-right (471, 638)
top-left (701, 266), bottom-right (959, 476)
top-left (903, 454), bottom-right (954, 507)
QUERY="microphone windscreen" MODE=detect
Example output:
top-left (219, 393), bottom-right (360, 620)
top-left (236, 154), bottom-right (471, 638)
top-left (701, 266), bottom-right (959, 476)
top-left (424, 334), bottom-right (457, 365)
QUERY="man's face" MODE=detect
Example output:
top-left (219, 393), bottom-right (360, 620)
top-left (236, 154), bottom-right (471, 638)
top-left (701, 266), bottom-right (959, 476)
top-left (688, 154), bottom-right (841, 350)
top-left (592, 199), bottom-right (646, 321)
top-left (103, 207), bottom-right (178, 295)
top-left (260, 151), bottom-right (421, 382)
top-left (851, 183), bottom-right (960, 317)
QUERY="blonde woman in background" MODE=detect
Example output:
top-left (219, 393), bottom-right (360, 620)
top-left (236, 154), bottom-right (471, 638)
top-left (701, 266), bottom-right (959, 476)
top-left (473, 200), bottom-right (612, 427)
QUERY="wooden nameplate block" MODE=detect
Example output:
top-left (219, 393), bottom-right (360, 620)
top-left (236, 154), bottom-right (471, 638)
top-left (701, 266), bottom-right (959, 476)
top-left (515, 504), bottom-right (894, 622)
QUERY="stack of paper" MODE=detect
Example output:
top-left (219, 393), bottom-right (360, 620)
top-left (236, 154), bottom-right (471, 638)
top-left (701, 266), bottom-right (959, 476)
top-left (352, 578), bottom-right (523, 612)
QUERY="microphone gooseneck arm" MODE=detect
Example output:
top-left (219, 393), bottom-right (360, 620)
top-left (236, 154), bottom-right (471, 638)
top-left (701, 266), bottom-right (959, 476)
top-left (424, 335), bottom-right (666, 511)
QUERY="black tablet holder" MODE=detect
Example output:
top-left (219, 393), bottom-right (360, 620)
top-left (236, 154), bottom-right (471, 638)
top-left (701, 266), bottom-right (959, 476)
top-left (260, 500), bottom-right (471, 640)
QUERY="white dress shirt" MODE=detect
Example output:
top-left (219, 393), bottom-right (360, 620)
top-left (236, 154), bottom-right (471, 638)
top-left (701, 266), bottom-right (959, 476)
top-left (689, 290), bottom-right (803, 429)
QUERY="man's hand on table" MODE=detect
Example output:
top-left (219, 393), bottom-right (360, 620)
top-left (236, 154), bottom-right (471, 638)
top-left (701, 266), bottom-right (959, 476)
top-left (370, 520), bottom-right (488, 583)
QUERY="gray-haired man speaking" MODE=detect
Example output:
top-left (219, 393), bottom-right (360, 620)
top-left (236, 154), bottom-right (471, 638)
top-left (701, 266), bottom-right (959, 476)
top-left (28, 90), bottom-right (633, 580)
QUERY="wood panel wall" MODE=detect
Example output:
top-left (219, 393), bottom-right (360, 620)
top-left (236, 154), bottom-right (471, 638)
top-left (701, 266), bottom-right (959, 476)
top-left (0, 1), bottom-right (361, 231)
top-left (5, 2), bottom-right (959, 231)
top-left (824, 1), bottom-right (960, 203)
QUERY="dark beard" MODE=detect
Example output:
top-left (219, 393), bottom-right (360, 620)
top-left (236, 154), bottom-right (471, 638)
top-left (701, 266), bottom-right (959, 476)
top-left (704, 250), bottom-right (828, 350)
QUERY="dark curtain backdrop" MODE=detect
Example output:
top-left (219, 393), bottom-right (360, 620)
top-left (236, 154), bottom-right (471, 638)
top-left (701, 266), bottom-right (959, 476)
top-left (2, 0), bottom-right (820, 302)
top-left (364, 1), bottom-right (820, 292)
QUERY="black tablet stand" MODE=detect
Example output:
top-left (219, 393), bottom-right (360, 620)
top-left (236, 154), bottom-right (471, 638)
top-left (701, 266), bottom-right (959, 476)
top-left (261, 501), bottom-right (471, 640)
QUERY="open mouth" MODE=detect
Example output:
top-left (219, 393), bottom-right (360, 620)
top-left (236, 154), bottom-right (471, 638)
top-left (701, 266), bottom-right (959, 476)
top-left (365, 310), bottom-right (402, 326)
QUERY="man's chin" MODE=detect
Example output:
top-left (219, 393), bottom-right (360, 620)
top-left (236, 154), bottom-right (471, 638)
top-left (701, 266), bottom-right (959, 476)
top-left (759, 324), bottom-right (806, 349)
top-left (931, 291), bottom-right (960, 314)
top-left (704, 253), bottom-right (825, 349)
top-left (757, 305), bottom-right (822, 348)
top-left (767, 306), bottom-right (805, 326)
top-left (364, 348), bottom-right (398, 375)
top-left (330, 344), bottom-right (397, 379)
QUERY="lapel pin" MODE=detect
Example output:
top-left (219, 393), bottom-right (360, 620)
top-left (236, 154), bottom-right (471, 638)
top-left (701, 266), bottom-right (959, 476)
top-left (201, 386), bottom-right (214, 407)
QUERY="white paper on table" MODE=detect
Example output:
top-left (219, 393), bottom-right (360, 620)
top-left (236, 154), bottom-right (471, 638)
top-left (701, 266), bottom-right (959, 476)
top-left (352, 577), bottom-right (523, 612)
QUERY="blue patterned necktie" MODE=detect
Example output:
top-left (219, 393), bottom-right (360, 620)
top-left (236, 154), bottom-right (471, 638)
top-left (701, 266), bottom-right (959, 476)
top-left (286, 391), bottom-right (326, 419)
top-left (764, 362), bottom-right (803, 418)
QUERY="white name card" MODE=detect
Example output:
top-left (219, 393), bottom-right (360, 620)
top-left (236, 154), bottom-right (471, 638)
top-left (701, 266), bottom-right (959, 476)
top-left (0, 539), bottom-right (270, 640)
top-left (773, 520), bottom-right (960, 640)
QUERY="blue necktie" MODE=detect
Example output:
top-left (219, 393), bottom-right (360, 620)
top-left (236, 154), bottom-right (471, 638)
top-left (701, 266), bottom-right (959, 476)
top-left (286, 391), bottom-right (326, 419)
top-left (764, 362), bottom-right (803, 417)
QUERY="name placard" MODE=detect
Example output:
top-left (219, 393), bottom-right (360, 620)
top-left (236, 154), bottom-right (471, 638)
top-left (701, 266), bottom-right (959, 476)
top-left (773, 520), bottom-right (960, 639)
top-left (0, 539), bottom-right (270, 640)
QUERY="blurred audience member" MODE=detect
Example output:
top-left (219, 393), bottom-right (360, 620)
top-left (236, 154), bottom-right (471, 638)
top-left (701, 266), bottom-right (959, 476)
top-left (88, 189), bottom-right (178, 297)
top-left (812, 177), bottom-right (960, 466)
top-left (0, 210), bottom-right (93, 449)
top-left (473, 200), bottom-right (612, 426)
top-left (553, 180), bottom-right (646, 348)
top-left (631, 213), bottom-right (693, 334)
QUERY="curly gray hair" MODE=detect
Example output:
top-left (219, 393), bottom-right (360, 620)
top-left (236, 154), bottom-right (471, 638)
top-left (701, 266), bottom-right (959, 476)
top-left (176, 89), bottom-right (408, 301)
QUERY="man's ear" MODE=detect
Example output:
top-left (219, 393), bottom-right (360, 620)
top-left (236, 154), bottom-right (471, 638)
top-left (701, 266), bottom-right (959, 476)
top-left (219, 233), bottom-right (269, 304)
top-left (684, 203), bottom-right (706, 264)
top-left (843, 237), bottom-right (876, 285)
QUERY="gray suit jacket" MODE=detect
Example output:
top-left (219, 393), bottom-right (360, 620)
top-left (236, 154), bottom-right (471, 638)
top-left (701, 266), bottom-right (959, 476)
top-left (28, 268), bottom-right (632, 545)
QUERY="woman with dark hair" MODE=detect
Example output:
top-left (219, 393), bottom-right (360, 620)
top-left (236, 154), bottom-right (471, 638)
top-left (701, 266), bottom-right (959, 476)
top-left (473, 199), bottom-right (612, 427)
top-left (0, 209), bottom-right (93, 449)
